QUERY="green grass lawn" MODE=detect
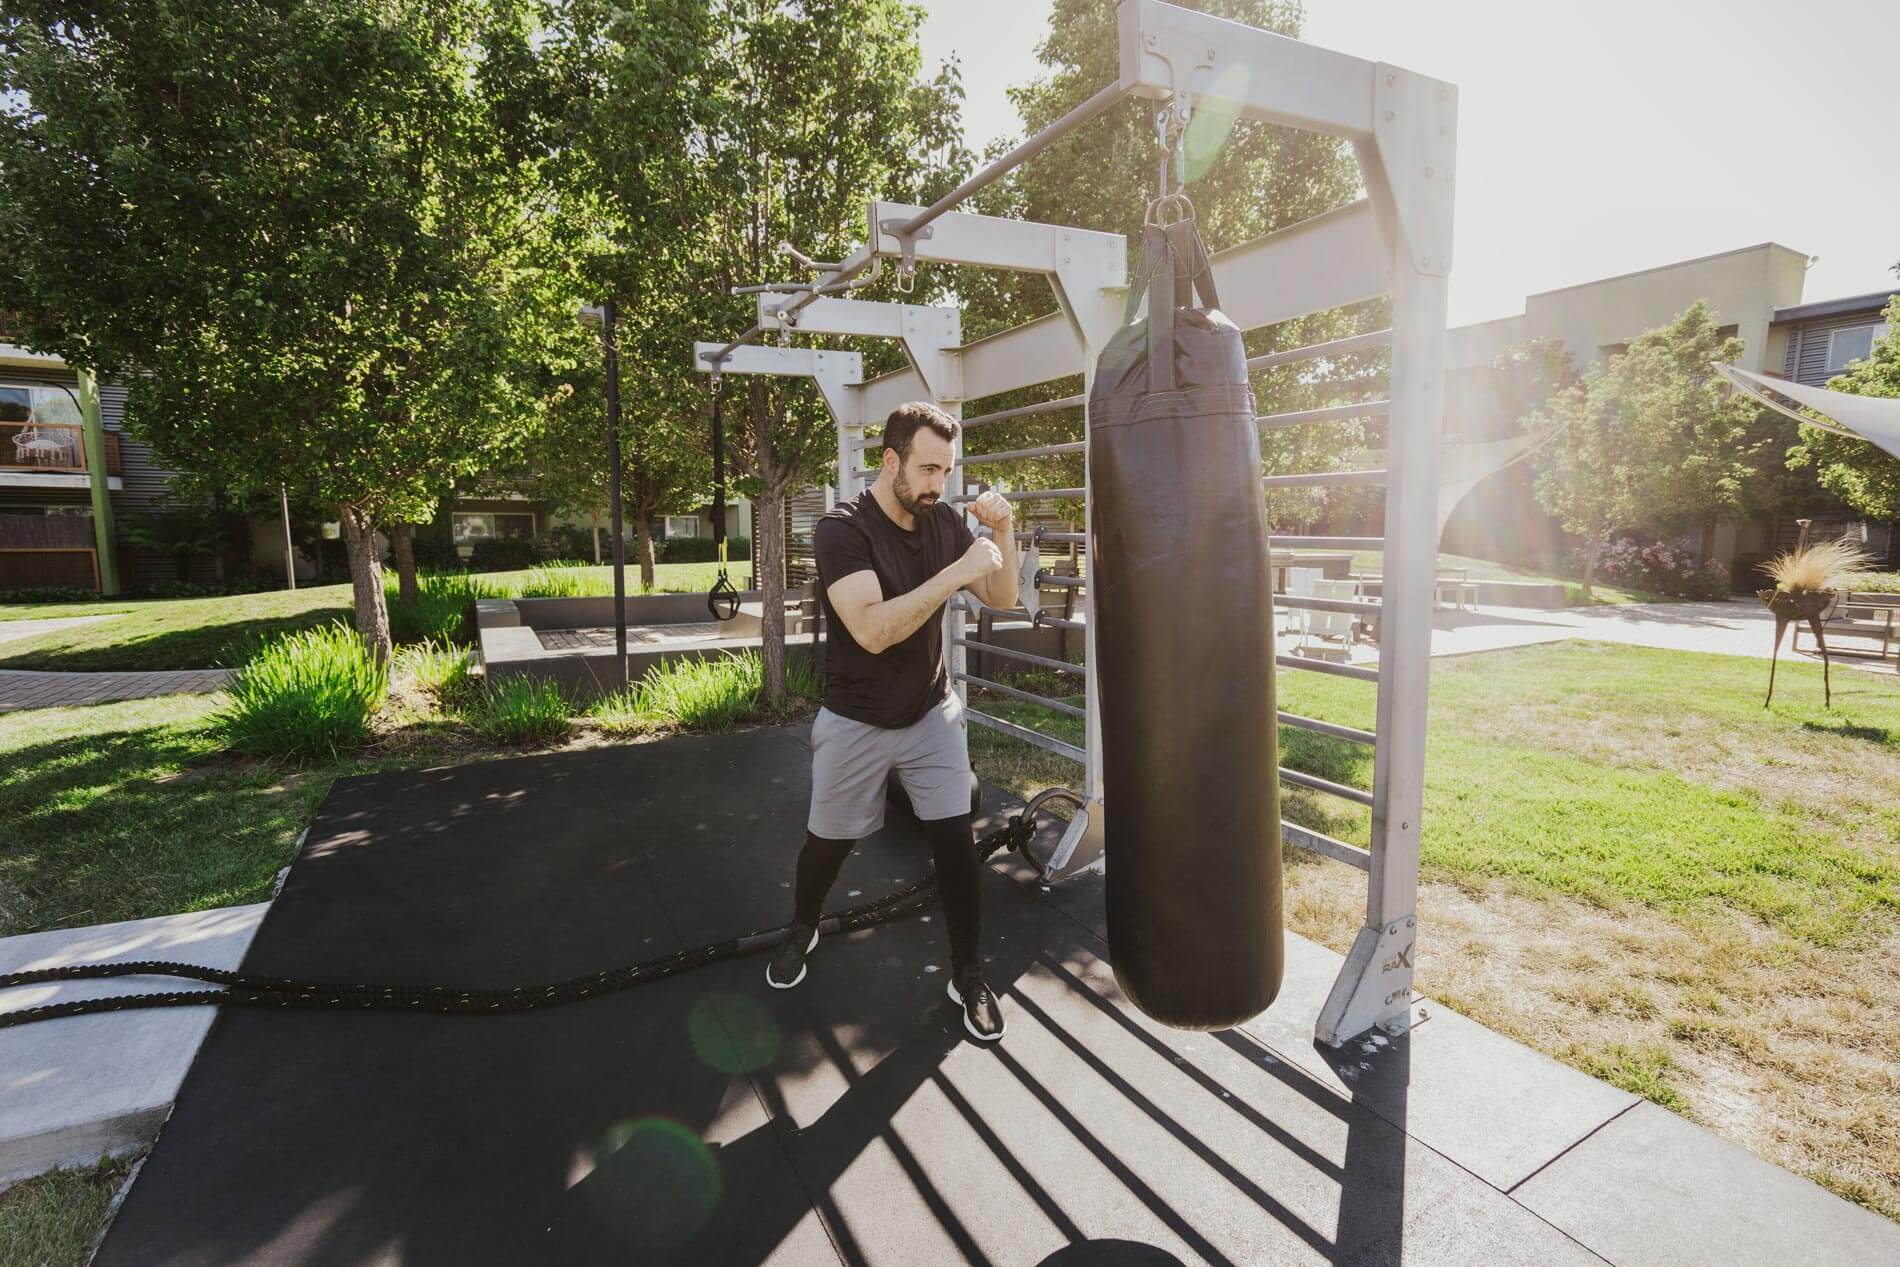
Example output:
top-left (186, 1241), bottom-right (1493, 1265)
top-left (971, 640), bottom-right (1900, 951)
top-left (0, 562), bottom-right (742, 672)
top-left (0, 1152), bottom-right (135, 1267)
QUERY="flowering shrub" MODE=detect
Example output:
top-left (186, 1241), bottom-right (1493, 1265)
top-left (1583, 537), bottom-right (1730, 599)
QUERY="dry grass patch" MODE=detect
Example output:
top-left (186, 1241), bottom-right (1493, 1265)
top-left (1283, 861), bottom-right (1900, 1221)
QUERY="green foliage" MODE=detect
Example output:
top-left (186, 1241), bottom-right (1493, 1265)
top-left (590, 649), bottom-right (819, 733)
top-left (1528, 302), bottom-right (1772, 594)
top-left (0, 1152), bottom-right (137, 1267)
top-left (657, 536), bottom-right (751, 564)
top-left (120, 509), bottom-right (227, 581)
top-left (393, 637), bottom-right (475, 706)
top-left (384, 571), bottom-right (507, 645)
top-left (215, 624), bottom-right (388, 761)
top-left (0, 0), bottom-right (590, 658)
top-left (1787, 296), bottom-right (1900, 521)
top-left (468, 675), bottom-right (572, 744)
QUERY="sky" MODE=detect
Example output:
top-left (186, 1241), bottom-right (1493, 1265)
top-left (918, 0), bottom-right (1899, 329)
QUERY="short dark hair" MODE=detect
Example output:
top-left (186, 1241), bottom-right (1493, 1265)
top-left (881, 401), bottom-right (959, 462)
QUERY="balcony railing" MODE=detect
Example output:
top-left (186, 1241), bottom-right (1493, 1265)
top-left (0, 422), bottom-right (122, 476)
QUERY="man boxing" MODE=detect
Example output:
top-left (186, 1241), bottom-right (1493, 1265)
top-left (766, 401), bottom-right (1018, 1042)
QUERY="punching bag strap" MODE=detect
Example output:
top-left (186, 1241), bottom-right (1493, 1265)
top-left (1162, 217), bottom-right (1221, 312)
top-left (707, 379), bottom-right (740, 622)
top-left (1142, 223), bottom-right (1179, 394)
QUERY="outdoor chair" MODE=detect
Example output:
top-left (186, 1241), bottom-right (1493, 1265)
top-left (1296, 577), bottom-right (1359, 661)
top-left (1282, 566), bottom-right (1323, 638)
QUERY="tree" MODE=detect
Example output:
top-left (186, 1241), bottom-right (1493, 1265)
top-left (684, 0), bottom-right (968, 705)
top-left (121, 509), bottom-right (226, 583)
top-left (1527, 301), bottom-right (1771, 596)
top-left (1786, 295), bottom-right (1900, 523)
top-left (0, 0), bottom-right (584, 661)
top-left (958, 0), bottom-right (1376, 534)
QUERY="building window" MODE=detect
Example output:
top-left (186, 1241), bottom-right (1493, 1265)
top-left (451, 511), bottom-right (535, 544)
top-left (664, 515), bottom-right (700, 539)
top-left (1827, 324), bottom-right (1882, 373)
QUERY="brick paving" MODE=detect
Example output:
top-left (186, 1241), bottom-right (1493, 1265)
top-left (0, 668), bottom-right (234, 713)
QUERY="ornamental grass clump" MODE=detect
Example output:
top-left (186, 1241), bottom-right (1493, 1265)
top-left (468, 675), bottom-right (572, 744)
top-left (516, 561), bottom-right (608, 599)
top-left (393, 637), bottom-right (474, 708)
top-left (386, 570), bottom-right (507, 644)
top-left (1762, 537), bottom-right (1876, 594)
top-left (602, 650), bottom-right (821, 733)
top-left (216, 623), bottom-right (388, 760)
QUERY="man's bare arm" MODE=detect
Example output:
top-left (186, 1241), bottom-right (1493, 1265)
top-left (828, 538), bottom-right (1003, 654)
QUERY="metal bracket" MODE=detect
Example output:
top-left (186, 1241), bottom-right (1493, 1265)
top-left (1043, 798), bottom-right (1106, 881)
top-left (1371, 64), bottom-right (1457, 276)
top-left (1017, 547), bottom-right (1042, 618)
top-left (878, 218), bottom-right (936, 293)
top-left (1315, 912), bottom-right (1417, 1046)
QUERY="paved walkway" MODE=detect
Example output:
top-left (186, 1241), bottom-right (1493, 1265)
top-left (0, 614), bottom-right (110, 646)
top-left (0, 667), bottom-right (233, 713)
top-left (1282, 598), bottom-right (1898, 676)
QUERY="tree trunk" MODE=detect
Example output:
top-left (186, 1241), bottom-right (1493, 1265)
top-left (1580, 531), bottom-right (1605, 602)
top-left (390, 523), bottom-right (419, 608)
top-left (757, 481), bottom-right (787, 707)
top-left (340, 505), bottom-right (393, 665)
top-left (635, 510), bottom-right (656, 593)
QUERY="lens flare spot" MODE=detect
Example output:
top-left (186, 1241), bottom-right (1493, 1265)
top-left (1182, 64), bottom-right (1251, 184)
top-left (689, 991), bottom-right (780, 1074)
top-left (584, 1118), bottom-right (721, 1251)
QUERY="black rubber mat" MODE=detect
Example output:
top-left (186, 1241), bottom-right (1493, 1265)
top-left (95, 724), bottom-right (1546, 1267)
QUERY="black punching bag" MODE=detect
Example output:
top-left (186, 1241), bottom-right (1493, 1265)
top-left (1088, 215), bottom-right (1283, 1030)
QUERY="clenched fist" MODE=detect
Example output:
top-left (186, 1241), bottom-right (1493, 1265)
top-left (957, 536), bottom-right (1005, 584)
top-left (968, 490), bottom-right (1013, 532)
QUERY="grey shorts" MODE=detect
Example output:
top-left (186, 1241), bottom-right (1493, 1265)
top-left (808, 691), bottom-right (971, 838)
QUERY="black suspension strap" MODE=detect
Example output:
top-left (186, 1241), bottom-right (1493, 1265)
top-left (707, 373), bottom-right (741, 622)
top-left (0, 815), bottom-right (1039, 1030)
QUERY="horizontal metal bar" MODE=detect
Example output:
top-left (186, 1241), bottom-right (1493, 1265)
top-left (1257, 400), bottom-right (1390, 430)
top-left (1262, 469), bottom-right (1387, 489)
top-left (1246, 328), bottom-right (1390, 372)
top-left (1281, 819), bottom-right (1371, 871)
top-left (960, 394), bottom-right (1085, 429)
top-left (1276, 653), bottom-right (1378, 682)
top-left (962, 440), bottom-right (1087, 466)
top-left (1275, 593), bottom-right (1379, 616)
top-left (1269, 536), bottom-right (1382, 550)
top-left (965, 707), bottom-right (1087, 764)
top-left (948, 488), bottom-right (1084, 504)
top-left (1035, 530), bottom-right (1087, 546)
top-left (1277, 711), bottom-right (1376, 746)
top-left (950, 637), bottom-right (1084, 676)
top-left (1035, 613), bottom-right (1085, 632)
top-left (1279, 766), bottom-right (1375, 807)
top-left (955, 672), bottom-right (1087, 719)
top-left (895, 82), bottom-right (1125, 240)
top-left (964, 602), bottom-right (1030, 623)
top-left (1035, 571), bottom-right (1085, 589)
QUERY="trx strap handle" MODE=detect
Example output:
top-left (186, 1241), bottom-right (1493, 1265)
top-left (707, 378), bottom-right (740, 621)
top-left (0, 816), bottom-right (1039, 1029)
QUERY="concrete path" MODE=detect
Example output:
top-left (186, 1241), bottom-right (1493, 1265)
top-left (0, 904), bottom-right (270, 1186)
top-left (1280, 597), bottom-right (1898, 675)
top-left (0, 614), bottom-right (110, 646)
top-left (0, 667), bottom-right (233, 713)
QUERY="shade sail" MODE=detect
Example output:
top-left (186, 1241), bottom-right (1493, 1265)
top-left (1714, 362), bottom-right (1900, 461)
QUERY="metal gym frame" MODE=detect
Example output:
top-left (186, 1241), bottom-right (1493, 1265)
top-left (695, 0), bottom-right (1455, 1048)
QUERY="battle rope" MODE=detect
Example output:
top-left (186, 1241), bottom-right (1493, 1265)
top-left (706, 376), bottom-right (741, 622)
top-left (0, 814), bottom-right (1039, 1031)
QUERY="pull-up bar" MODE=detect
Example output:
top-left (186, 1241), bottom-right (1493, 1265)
top-left (706, 81), bottom-right (1126, 367)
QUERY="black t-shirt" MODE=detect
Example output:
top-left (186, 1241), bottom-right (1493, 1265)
top-left (814, 489), bottom-right (975, 728)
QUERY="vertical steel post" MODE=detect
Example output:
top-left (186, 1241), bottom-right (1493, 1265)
top-left (604, 296), bottom-right (628, 689)
top-left (280, 485), bottom-right (297, 591)
top-left (76, 368), bottom-right (119, 595)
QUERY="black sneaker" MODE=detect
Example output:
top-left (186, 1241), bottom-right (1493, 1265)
top-left (766, 922), bottom-right (819, 990)
top-left (947, 967), bottom-right (1005, 1042)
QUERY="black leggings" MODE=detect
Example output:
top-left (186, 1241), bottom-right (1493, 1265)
top-left (794, 814), bottom-right (981, 974)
